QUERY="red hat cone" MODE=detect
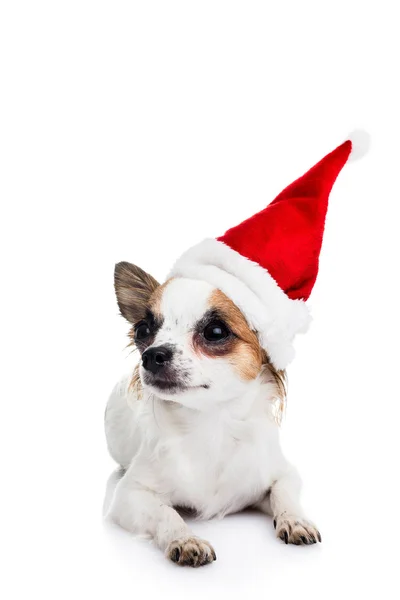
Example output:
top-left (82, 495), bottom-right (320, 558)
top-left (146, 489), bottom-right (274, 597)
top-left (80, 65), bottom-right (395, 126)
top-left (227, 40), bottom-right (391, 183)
top-left (218, 140), bottom-right (352, 301)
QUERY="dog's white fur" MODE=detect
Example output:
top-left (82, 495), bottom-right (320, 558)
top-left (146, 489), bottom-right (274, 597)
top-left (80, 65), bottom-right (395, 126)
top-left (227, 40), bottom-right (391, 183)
top-left (105, 278), bottom-right (320, 566)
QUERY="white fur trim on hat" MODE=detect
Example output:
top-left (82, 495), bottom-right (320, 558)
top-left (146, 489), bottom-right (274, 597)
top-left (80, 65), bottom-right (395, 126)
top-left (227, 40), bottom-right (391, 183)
top-left (168, 238), bottom-right (311, 370)
top-left (348, 129), bottom-right (371, 161)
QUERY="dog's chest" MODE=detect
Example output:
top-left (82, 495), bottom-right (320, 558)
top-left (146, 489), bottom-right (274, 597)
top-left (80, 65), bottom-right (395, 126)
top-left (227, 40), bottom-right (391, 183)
top-left (143, 412), bottom-right (280, 517)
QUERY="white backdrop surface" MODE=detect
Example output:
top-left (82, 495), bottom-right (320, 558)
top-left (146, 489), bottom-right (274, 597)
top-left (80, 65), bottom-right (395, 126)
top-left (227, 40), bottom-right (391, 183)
top-left (1, 2), bottom-right (399, 598)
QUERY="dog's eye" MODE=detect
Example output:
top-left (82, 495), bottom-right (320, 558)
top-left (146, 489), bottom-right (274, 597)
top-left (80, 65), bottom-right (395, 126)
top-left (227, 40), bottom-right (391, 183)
top-left (135, 322), bottom-right (151, 341)
top-left (203, 320), bottom-right (230, 342)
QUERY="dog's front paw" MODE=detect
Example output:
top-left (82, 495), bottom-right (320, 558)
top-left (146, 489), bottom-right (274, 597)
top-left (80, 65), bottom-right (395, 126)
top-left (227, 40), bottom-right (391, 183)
top-left (166, 536), bottom-right (216, 567)
top-left (274, 513), bottom-right (321, 545)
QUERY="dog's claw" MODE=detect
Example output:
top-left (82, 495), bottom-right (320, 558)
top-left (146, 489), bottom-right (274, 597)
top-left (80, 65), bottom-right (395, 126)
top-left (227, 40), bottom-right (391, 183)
top-left (171, 547), bottom-right (181, 562)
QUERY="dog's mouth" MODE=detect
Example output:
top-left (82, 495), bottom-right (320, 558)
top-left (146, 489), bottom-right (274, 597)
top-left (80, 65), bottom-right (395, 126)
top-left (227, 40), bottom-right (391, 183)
top-left (141, 363), bottom-right (210, 395)
top-left (143, 377), bottom-right (209, 395)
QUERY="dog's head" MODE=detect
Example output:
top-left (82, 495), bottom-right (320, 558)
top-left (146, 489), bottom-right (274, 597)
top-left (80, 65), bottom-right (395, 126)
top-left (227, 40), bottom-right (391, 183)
top-left (114, 261), bottom-right (285, 411)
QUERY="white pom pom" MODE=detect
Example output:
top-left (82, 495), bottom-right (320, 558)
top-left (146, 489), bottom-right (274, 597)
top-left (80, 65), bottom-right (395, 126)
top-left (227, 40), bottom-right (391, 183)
top-left (347, 129), bottom-right (371, 161)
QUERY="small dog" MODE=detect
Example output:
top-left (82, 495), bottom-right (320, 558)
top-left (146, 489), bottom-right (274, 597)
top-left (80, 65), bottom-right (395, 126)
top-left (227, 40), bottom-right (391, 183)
top-left (105, 265), bottom-right (321, 566)
top-left (105, 135), bottom-right (366, 566)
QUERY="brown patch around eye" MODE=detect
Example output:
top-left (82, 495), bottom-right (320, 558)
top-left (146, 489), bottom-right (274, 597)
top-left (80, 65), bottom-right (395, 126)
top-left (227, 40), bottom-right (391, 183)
top-left (194, 289), bottom-right (264, 381)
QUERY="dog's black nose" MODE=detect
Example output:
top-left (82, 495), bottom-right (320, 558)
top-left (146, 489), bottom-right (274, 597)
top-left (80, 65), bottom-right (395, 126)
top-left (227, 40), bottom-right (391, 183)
top-left (142, 346), bottom-right (173, 374)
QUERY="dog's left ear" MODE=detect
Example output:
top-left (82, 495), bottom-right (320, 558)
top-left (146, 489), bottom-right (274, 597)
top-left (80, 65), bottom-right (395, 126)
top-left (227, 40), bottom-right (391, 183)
top-left (114, 262), bottom-right (160, 324)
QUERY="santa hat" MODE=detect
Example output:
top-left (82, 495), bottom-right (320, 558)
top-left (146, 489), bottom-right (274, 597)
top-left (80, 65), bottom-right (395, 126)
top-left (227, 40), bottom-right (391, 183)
top-left (169, 131), bottom-right (370, 370)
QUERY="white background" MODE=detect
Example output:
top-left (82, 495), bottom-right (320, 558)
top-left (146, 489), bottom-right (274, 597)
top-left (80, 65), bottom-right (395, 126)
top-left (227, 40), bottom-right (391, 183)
top-left (1, 1), bottom-right (399, 598)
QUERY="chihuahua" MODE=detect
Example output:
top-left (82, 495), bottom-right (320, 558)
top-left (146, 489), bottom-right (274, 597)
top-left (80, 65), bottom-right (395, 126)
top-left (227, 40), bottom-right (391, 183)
top-left (105, 263), bottom-right (321, 567)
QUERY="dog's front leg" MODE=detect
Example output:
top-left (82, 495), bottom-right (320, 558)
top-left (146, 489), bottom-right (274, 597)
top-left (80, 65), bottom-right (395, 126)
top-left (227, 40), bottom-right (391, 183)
top-left (257, 467), bottom-right (321, 546)
top-left (107, 473), bottom-right (216, 567)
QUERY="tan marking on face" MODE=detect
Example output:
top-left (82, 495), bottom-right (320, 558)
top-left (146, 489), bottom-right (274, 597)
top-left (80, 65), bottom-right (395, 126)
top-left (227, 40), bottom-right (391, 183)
top-left (148, 278), bottom-right (174, 319)
top-left (204, 289), bottom-right (264, 380)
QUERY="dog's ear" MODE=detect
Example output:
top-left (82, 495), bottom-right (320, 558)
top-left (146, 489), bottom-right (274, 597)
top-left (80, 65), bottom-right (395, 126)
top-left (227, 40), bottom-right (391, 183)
top-left (114, 262), bottom-right (160, 324)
